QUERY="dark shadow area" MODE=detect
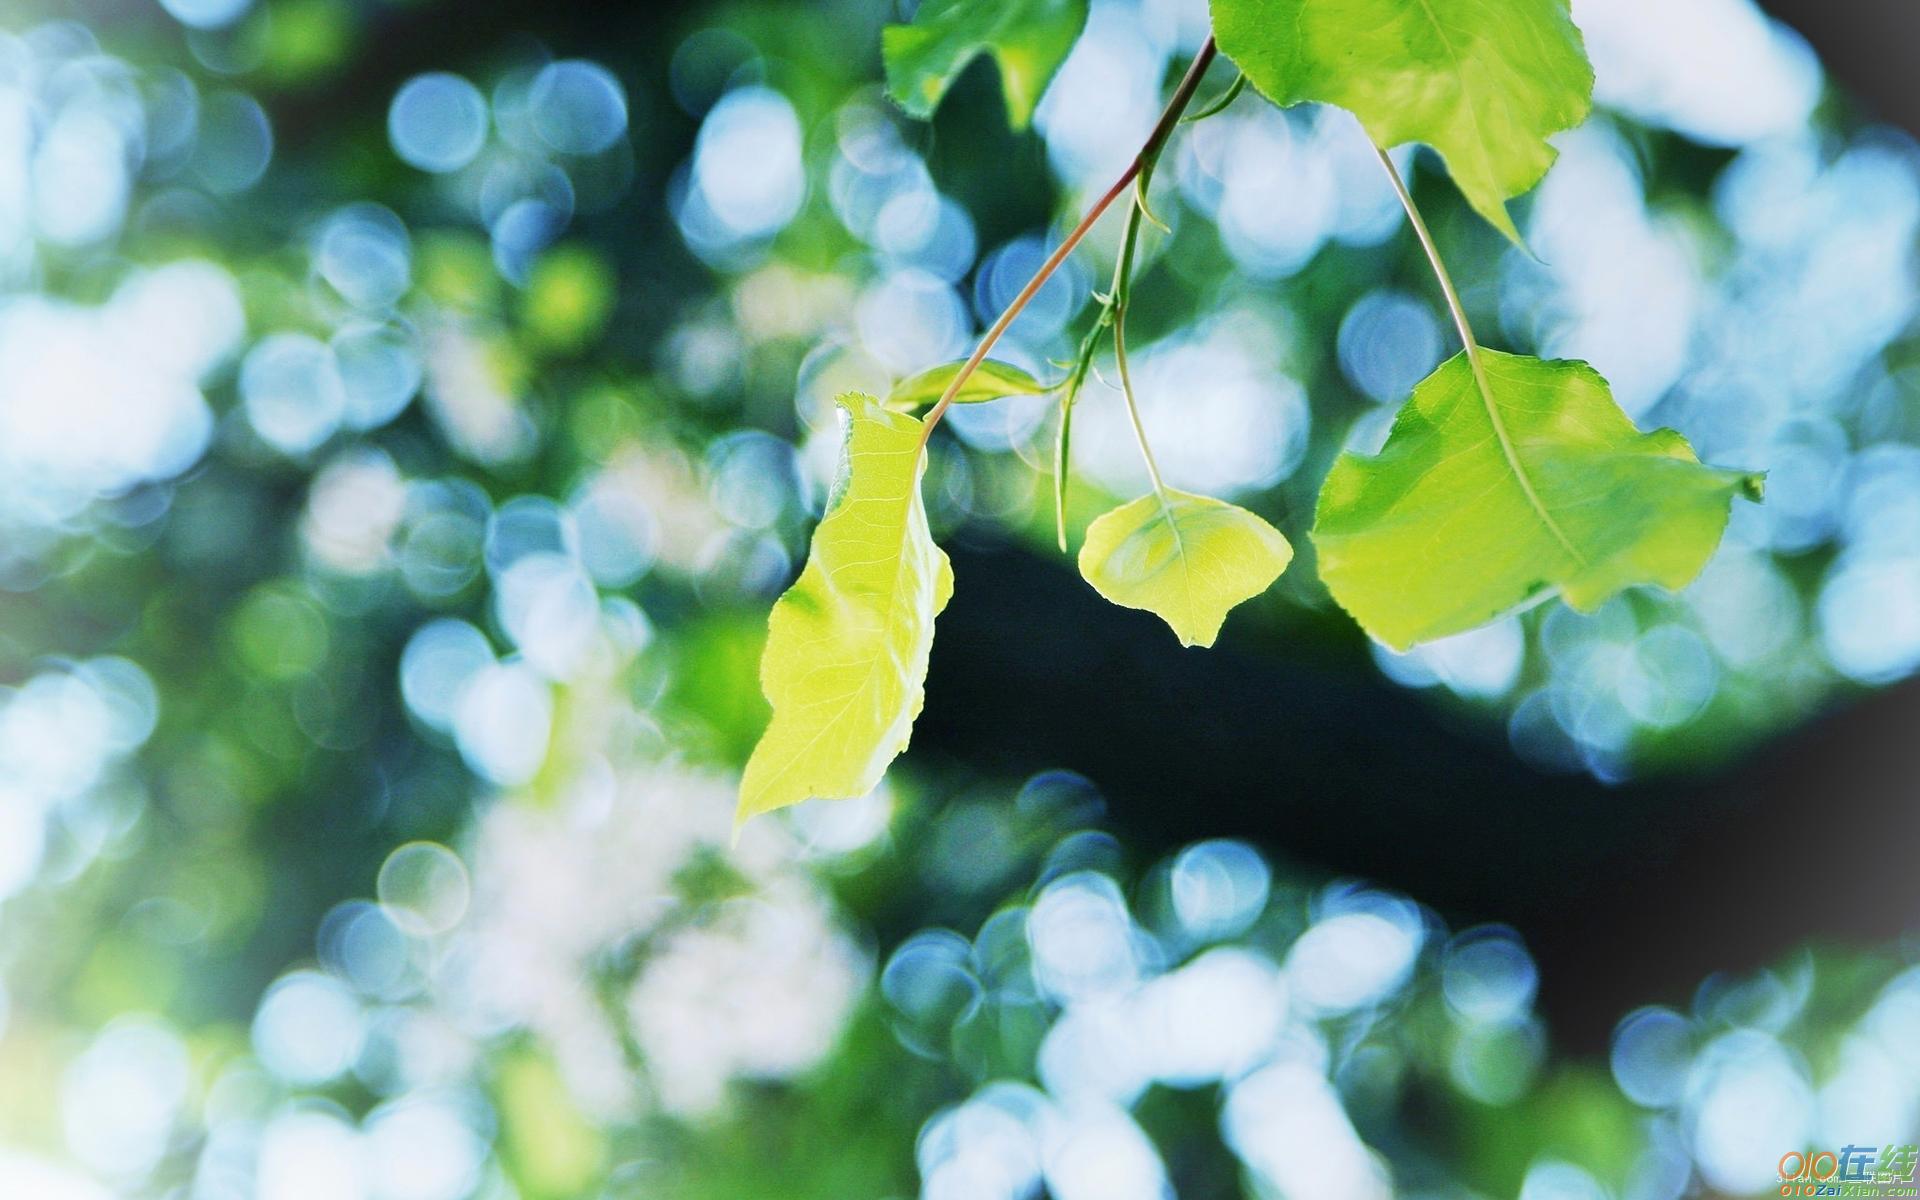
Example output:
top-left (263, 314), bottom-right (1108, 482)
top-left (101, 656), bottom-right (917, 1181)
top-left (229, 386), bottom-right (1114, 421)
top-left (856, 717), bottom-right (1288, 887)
top-left (1757, 0), bottom-right (1920, 129)
top-left (921, 538), bottom-right (1917, 1052)
top-left (919, 5), bottom-right (1920, 1052)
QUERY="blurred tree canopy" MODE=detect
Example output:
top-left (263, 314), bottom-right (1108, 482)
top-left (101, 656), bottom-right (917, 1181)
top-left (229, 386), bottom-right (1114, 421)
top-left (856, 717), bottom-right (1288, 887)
top-left (1, 0), bottom-right (1920, 1198)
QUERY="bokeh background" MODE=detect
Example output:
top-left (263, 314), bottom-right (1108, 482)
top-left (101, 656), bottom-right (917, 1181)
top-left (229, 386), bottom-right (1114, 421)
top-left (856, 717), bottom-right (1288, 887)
top-left (2, 0), bottom-right (1919, 1196)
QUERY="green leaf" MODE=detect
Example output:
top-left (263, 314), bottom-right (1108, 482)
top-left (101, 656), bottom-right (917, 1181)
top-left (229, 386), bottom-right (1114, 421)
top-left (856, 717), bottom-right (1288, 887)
top-left (1208, 0), bottom-right (1593, 242)
top-left (885, 358), bottom-right (1054, 412)
top-left (738, 394), bottom-right (953, 824)
top-left (1312, 350), bottom-right (1763, 651)
top-left (882, 0), bottom-right (1088, 129)
top-left (1077, 489), bottom-right (1293, 648)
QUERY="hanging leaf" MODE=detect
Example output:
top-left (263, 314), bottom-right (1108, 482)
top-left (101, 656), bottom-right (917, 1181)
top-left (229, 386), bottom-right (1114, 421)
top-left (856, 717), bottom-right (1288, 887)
top-left (883, 0), bottom-right (1089, 129)
top-left (1313, 350), bottom-right (1762, 651)
top-left (1078, 490), bottom-right (1293, 648)
top-left (737, 394), bottom-right (953, 825)
top-left (886, 358), bottom-right (1054, 412)
top-left (1208, 0), bottom-right (1593, 242)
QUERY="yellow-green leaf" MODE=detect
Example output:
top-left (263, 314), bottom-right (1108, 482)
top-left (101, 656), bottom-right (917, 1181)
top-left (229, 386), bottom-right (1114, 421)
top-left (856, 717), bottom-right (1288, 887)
top-left (1209, 0), bottom-right (1593, 243)
top-left (886, 358), bottom-right (1054, 412)
top-left (738, 394), bottom-right (953, 824)
top-left (1077, 490), bottom-right (1293, 648)
top-left (1312, 350), bottom-right (1763, 651)
top-left (882, 0), bottom-right (1088, 129)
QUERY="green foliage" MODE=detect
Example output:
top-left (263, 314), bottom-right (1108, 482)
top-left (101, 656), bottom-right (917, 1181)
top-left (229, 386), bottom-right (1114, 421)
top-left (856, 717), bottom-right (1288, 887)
top-left (494, 1049), bottom-right (605, 1198)
top-left (882, 0), bottom-right (1088, 128)
top-left (665, 613), bottom-right (773, 764)
top-left (522, 244), bottom-right (616, 353)
top-left (1078, 490), bottom-right (1293, 648)
top-left (885, 357), bottom-right (1053, 410)
top-left (244, 0), bottom-right (354, 84)
top-left (1313, 351), bottom-right (1762, 650)
top-left (231, 584), bottom-right (330, 680)
top-left (737, 394), bottom-right (953, 821)
top-left (0, 0), bottom-right (1881, 1193)
top-left (417, 231), bottom-right (502, 312)
top-left (744, 0), bottom-right (1766, 820)
top-left (1209, 0), bottom-right (1593, 242)
top-left (640, 1008), bottom-right (926, 1199)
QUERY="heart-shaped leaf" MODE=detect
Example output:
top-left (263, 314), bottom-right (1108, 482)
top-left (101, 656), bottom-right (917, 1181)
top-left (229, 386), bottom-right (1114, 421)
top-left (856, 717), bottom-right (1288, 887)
top-left (1209, 0), bottom-right (1593, 242)
top-left (1312, 350), bottom-right (1763, 651)
top-left (883, 0), bottom-right (1088, 129)
top-left (1078, 489), bottom-right (1293, 647)
top-left (738, 394), bottom-right (953, 824)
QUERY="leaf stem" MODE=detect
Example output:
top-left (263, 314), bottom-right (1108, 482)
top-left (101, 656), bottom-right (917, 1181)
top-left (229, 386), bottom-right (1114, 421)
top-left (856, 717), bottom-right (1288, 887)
top-left (1110, 135), bottom-right (1167, 497)
top-left (1112, 265), bottom-right (1166, 496)
top-left (1181, 70), bottom-right (1245, 125)
top-left (1051, 308), bottom-right (1108, 549)
top-left (1374, 145), bottom-right (1481, 363)
top-left (919, 36), bottom-right (1219, 448)
top-left (1373, 145), bottom-right (1584, 564)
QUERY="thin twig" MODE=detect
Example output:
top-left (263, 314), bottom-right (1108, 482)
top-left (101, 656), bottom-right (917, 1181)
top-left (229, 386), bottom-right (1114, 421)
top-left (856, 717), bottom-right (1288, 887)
top-left (918, 37), bottom-right (1220, 448)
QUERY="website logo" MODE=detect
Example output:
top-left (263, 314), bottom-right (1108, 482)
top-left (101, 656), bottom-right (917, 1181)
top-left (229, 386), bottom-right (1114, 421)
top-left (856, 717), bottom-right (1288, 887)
top-left (1779, 1145), bottom-right (1920, 1197)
